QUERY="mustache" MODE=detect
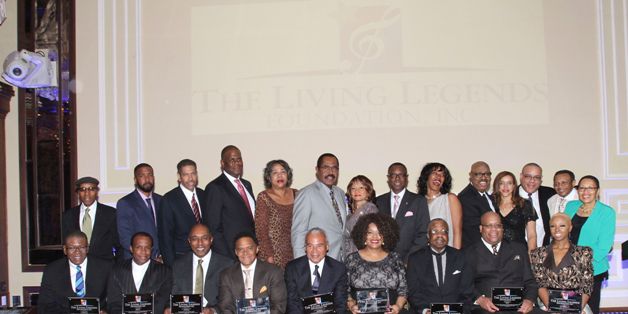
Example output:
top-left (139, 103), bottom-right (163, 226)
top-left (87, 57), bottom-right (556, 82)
top-left (325, 174), bottom-right (336, 180)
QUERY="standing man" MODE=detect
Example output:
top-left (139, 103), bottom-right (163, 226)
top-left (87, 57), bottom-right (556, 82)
top-left (107, 232), bottom-right (172, 314)
top-left (284, 228), bottom-right (348, 314)
top-left (375, 162), bottom-right (428, 260)
top-left (218, 233), bottom-right (287, 314)
top-left (205, 145), bottom-right (256, 259)
top-left (547, 170), bottom-right (578, 215)
top-left (158, 159), bottom-right (207, 265)
top-left (458, 161), bottom-right (494, 248)
top-left (519, 162), bottom-right (556, 246)
top-left (116, 163), bottom-right (162, 260)
top-left (171, 224), bottom-right (234, 314)
top-left (38, 231), bottom-right (112, 313)
top-left (62, 176), bottom-right (121, 261)
top-left (406, 219), bottom-right (472, 313)
top-left (292, 153), bottom-right (347, 260)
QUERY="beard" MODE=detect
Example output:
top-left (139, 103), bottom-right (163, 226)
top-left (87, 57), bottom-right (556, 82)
top-left (137, 182), bottom-right (154, 193)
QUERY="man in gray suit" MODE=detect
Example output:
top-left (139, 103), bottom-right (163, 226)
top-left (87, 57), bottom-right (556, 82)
top-left (292, 153), bottom-right (347, 260)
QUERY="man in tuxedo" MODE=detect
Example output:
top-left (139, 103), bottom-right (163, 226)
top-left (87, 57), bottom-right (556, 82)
top-left (62, 176), bottom-right (121, 261)
top-left (171, 224), bottom-right (234, 314)
top-left (205, 145), bottom-right (256, 259)
top-left (407, 219), bottom-right (472, 313)
top-left (218, 233), bottom-right (287, 314)
top-left (375, 162), bottom-right (428, 260)
top-left (519, 162), bottom-right (556, 246)
top-left (107, 232), bottom-right (172, 314)
top-left (292, 153), bottom-right (347, 260)
top-left (158, 159), bottom-right (207, 265)
top-left (116, 163), bottom-right (162, 260)
top-left (459, 161), bottom-right (494, 248)
top-left (465, 212), bottom-right (537, 313)
top-left (547, 169), bottom-right (577, 215)
top-left (38, 231), bottom-right (112, 314)
top-left (284, 228), bottom-right (348, 314)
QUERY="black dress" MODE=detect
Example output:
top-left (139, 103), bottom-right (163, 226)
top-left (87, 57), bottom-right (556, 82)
top-left (498, 201), bottom-right (538, 245)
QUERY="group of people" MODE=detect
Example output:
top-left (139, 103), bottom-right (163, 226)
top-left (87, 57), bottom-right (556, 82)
top-left (37, 145), bottom-right (617, 314)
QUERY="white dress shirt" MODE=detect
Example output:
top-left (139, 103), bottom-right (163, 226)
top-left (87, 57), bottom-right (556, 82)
top-left (193, 251), bottom-right (212, 306)
top-left (79, 202), bottom-right (98, 231)
top-left (224, 171), bottom-right (256, 218)
top-left (519, 186), bottom-right (544, 248)
top-left (179, 184), bottom-right (202, 219)
top-left (132, 260), bottom-right (150, 291)
top-left (69, 258), bottom-right (88, 292)
top-left (547, 189), bottom-right (577, 215)
top-left (240, 258), bottom-right (258, 298)
top-left (308, 259), bottom-right (325, 286)
top-left (390, 189), bottom-right (406, 218)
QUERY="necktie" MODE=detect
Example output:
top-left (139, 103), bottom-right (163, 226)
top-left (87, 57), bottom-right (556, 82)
top-left (243, 269), bottom-right (253, 298)
top-left (191, 193), bottom-right (201, 223)
top-left (492, 244), bottom-right (498, 255)
top-left (329, 190), bottom-right (343, 226)
top-left (146, 198), bottom-right (156, 226)
top-left (432, 250), bottom-right (445, 286)
top-left (82, 208), bottom-right (93, 240)
top-left (75, 265), bottom-right (85, 297)
top-left (194, 259), bottom-right (204, 294)
top-left (312, 265), bottom-right (321, 294)
top-left (392, 195), bottom-right (400, 218)
top-left (235, 179), bottom-right (253, 218)
top-left (527, 193), bottom-right (535, 209)
top-left (558, 197), bottom-right (566, 213)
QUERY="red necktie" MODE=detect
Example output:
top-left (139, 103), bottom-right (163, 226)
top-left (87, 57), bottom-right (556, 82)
top-left (191, 193), bottom-right (201, 223)
top-left (235, 179), bottom-right (253, 218)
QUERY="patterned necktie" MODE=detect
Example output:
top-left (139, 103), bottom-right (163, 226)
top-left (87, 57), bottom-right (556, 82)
top-left (558, 197), bottom-right (566, 213)
top-left (235, 179), bottom-right (253, 218)
top-left (82, 208), bottom-right (93, 241)
top-left (75, 265), bottom-right (85, 297)
top-left (244, 269), bottom-right (253, 298)
top-left (146, 197), bottom-right (156, 226)
top-left (312, 265), bottom-right (321, 294)
top-left (191, 193), bottom-right (201, 223)
top-left (329, 190), bottom-right (343, 226)
top-left (392, 194), bottom-right (400, 218)
top-left (194, 259), bottom-right (204, 294)
top-left (492, 244), bottom-right (498, 255)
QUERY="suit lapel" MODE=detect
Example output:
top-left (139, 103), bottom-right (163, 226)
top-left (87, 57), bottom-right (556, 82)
top-left (253, 263), bottom-right (264, 298)
top-left (379, 193), bottom-right (392, 216)
top-left (64, 260), bottom-right (76, 296)
top-left (298, 258), bottom-right (314, 297)
top-left (317, 257), bottom-right (334, 294)
top-left (89, 203), bottom-right (105, 248)
top-left (443, 248), bottom-right (456, 291)
top-left (220, 174), bottom-right (253, 213)
top-left (137, 261), bottom-right (153, 294)
top-left (396, 192), bottom-right (413, 220)
top-left (174, 188), bottom-right (196, 221)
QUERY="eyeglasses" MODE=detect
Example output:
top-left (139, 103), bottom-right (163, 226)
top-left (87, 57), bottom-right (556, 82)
top-left (77, 187), bottom-right (98, 192)
top-left (387, 173), bottom-right (408, 179)
top-left (66, 246), bottom-right (88, 253)
top-left (522, 174), bottom-right (542, 181)
top-left (472, 172), bottom-right (492, 178)
top-left (319, 165), bottom-right (339, 171)
top-left (481, 224), bottom-right (503, 230)
top-left (577, 186), bottom-right (598, 192)
top-left (429, 229), bottom-right (449, 235)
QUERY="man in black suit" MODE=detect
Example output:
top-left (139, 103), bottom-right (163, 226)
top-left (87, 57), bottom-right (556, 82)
top-left (205, 145), bottom-right (256, 259)
top-left (375, 162), bottom-right (428, 259)
top-left (519, 162), bottom-right (556, 246)
top-left (116, 163), bottom-right (163, 260)
top-left (171, 224), bottom-right (233, 313)
top-left (107, 232), bottom-right (172, 314)
top-left (62, 176), bottom-right (121, 261)
top-left (218, 233), bottom-right (287, 314)
top-left (465, 212), bottom-right (537, 313)
top-left (407, 219), bottom-right (472, 313)
top-left (284, 228), bottom-right (348, 314)
top-left (158, 159), bottom-right (207, 265)
top-left (38, 231), bottom-right (113, 314)
top-left (458, 161), bottom-right (494, 248)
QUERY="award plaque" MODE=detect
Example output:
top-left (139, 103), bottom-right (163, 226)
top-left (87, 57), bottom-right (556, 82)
top-left (236, 296), bottom-right (270, 314)
top-left (170, 294), bottom-right (202, 314)
top-left (548, 289), bottom-right (581, 313)
top-left (302, 292), bottom-right (335, 314)
top-left (491, 287), bottom-right (523, 310)
top-left (68, 297), bottom-right (100, 314)
top-left (430, 303), bottom-right (463, 314)
top-left (355, 288), bottom-right (389, 314)
top-left (123, 293), bottom-right (154, 314)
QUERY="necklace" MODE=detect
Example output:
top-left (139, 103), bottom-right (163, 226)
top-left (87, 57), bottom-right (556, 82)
top-left (426, 192), bottom-right (442, 200)
top-left (579, 204), bottom-right (593, 215)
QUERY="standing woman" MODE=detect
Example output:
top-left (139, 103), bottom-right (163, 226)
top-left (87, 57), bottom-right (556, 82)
top-left (417, 163), bottom-right (463, 248)
top-left (343, 175), bottom-right (379, 259)
top-left (564, 175), bottom-right (616, 314)
top-left (255, 159), bottom-right (298, 269)
top-left (492, 171), bottom-right (538, 252)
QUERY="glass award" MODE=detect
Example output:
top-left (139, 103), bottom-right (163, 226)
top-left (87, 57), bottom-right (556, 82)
top-left (123, 293), bottom-right (154, 314)
top-left (430, 303), bottom-right (463, 314)
top-left (302, 292), bottom-right (335, 314)
top-left (236, 296), bottom-right (270, 314)
top-left (548, 289), bottom-right (581, 313)
top-left (491, 287), bottom-right (524, 310)
top-left (68, 297), bottom-right (100, 314)
top-left (355, 288), bottom-right (389, 314)
top-left (170, 294), bottom-right (202, 314)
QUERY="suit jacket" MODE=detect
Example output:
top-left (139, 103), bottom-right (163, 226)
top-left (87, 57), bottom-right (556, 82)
top-left (106, 259), bottom-right (172, 314)
top-left (38, 257), bottom-right (113, 314)
top-left (458, 184), bottom-right (493, 249)
top-left (116, 190), bottom-right (162, 259)
top-left (172, 251), bottom-right (234, 308)
top-left (284, 255), bottom-right (348, 314)
top-left (62, 202), bottom-right (122, 261)
top-left (375, 190), bottom-right (428, 260)
top-left (406, 246), bottom-right (472, 312)
top-left (205, 173), bottom-right (256, 259)
top-left (158, 185), bottom-right (207, 265)
top-left (535, 186), bottom-right (557, 246)
top-left (218, 260), bottom-right (287, 314)
top-left (292, 180), bottom-right (347, 261)
top-left (463, 240), bottom-right (538, 305)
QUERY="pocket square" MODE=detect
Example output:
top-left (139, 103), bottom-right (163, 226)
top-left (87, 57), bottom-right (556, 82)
top-left (514, 255), bottom-right (521, 261)
top-left (404, 211), bottom-right (414, 217)
top-left (452, 270), bottom-right (462, 275)
top-left (260, 285), bottom-right (267, 294)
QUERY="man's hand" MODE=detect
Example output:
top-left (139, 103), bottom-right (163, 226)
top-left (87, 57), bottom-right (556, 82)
top-left (518, 299), bottom-right (534, 313)
top-left (477, 296), bottom-right (500, 313)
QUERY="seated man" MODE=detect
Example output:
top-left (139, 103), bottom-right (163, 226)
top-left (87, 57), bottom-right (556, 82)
top-left (38, 231), bottom-right (112, 314)
top-left (407, 219), bottom-right (472, 313)
top-left (464, 212), bottom-right (538, 313)
top-left (107, 232), bottom-right (172, 314)
top-left (284, 228), bottom-right (348, 314)
top-left (170, 224), bottom-right (233, 314)
top-left (218, 232), bottom-right (287, 314)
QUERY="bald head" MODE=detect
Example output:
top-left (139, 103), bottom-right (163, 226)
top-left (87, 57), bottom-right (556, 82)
top-left (469, 161), bottom-right (491, 193)
top-left (479, 212), bottom-right (503, 245)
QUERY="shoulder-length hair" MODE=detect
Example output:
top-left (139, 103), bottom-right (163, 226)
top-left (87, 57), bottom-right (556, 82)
top-left (492, 171), bottom-right (525, 208)
top-left (262, 159), bottom-right (293, 189)
top-left (417, 162), bottom-right (452, 196)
